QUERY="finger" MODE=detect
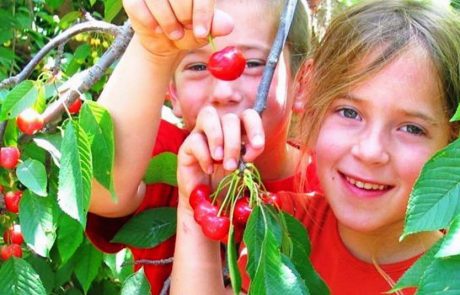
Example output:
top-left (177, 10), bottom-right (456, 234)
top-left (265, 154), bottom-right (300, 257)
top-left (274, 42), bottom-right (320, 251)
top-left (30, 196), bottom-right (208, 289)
top-left (123, 0), bottom-right (159, 31)
top-left (183, 132), bottom-right (214, 175)
top-left (145, 0), bottom-right (184, 40)
top-left (191, 0), bottom-right (215, 38)
top-left (209, 9), bottom-right (234, 38)
top-left (194, 106), bottom-right (224, 163)
top-left (221, 113), bottom-right (242, 171)
top-left (169, 0), bottom-right (193, 29)
top-left (240, 109), bottom-right (265, 162)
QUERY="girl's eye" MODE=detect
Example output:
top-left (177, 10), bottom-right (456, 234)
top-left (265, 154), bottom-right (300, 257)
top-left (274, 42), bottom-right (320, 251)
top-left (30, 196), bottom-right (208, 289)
top-left (337, 107), bottom-right (361, 120)
top-left (400, 124), bottom-right (426, 136)
top-left (186, 63), bottom-right (207, 71)
top-left (246, 59), bottom-right (266, 69)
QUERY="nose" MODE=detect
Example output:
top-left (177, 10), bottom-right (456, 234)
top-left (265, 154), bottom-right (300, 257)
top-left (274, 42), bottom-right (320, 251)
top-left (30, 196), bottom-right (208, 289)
top-left (351, 128), bottom-right (390, 165)
top-left (210, 79), bottom-right (243, 105)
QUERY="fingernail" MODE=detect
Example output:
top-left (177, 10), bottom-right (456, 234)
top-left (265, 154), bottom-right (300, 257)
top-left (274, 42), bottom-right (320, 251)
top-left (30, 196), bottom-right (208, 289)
top-left (214, 146), bottom-right (223, 160)
top-left (194, 25), bottom-right (207, 38)
top-left (252, 134), bottom-right (264, 148)
top-left (224, 159), bottom-right (237, 171)
top-left (169, 29), bottom-right (183, 40)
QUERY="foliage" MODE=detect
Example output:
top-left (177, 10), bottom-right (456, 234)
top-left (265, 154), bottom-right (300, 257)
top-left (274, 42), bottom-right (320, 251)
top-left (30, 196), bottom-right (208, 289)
top-left (1, 0), bottom-right (460, 294)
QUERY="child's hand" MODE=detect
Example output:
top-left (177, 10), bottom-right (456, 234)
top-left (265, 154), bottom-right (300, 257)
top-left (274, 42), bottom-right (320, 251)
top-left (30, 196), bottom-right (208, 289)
top-left (177, 106), bottom-right (265, 209)
top-left (123, 0), bottom-right (234, 57)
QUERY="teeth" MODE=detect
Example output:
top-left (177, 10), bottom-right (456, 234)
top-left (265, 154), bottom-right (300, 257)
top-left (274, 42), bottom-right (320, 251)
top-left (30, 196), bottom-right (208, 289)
top-left (346, 176), bottom-right (386, 191)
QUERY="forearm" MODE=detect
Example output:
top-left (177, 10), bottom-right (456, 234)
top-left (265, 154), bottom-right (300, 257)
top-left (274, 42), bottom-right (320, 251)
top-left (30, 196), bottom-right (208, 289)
top-left (171, 203), bottom-right (226, 295)
top-left (89, 35), bottom-right (180, 217)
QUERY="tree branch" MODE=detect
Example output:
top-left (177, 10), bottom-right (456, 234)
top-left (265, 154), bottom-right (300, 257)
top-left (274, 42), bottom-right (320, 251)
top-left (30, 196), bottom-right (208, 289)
top-left (0, 20), bottom-right (123, 90)
top-left (42, 21), bottom-right (133, 124)
top-left (253, 0), bottom-right (299, 114)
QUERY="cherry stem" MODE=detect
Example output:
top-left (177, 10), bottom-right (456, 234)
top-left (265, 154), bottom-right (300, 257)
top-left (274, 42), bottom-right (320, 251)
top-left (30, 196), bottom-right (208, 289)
top-left (253, 0), bottom-right (299, 114)
top-left (208, 35), bottom-right (216, 51)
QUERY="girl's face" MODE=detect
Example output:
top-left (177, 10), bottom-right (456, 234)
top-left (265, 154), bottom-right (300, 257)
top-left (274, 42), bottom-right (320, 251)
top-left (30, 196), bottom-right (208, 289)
top-left (171, 0), bottom-right (295, 144)
top-left (315, 46), bottom-right (451, 235)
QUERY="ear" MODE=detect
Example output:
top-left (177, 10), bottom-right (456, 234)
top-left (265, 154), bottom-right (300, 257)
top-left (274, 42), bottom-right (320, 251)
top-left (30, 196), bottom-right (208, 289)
top-left (168, 82), bottom-right (183, 118)
top-left (292, 59), bottom-right (314, 114)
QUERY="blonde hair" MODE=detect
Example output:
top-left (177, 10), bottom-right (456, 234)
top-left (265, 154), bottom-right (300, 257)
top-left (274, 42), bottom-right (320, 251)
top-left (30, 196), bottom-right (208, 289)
top-left (297, 0), bottom-right (460, 188)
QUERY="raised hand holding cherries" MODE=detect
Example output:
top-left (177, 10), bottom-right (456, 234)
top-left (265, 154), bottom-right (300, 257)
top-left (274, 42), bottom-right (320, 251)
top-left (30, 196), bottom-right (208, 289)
top-left (189, 163), bottom-right (280, 242)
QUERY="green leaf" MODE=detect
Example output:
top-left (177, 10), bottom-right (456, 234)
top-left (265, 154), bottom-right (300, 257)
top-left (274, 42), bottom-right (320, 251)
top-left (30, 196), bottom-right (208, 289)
top-left (74, 241), bottom-right (104, 294)
top-left (104, 0), bottom-right (123, 22)
top-left (436, 214), bottom-right (460, 257)
top-left (3, 118), bottom-right (19, 146)
top-left (0, 258), bottom-right (47, 295)
top-left (19, 191), bottom-right (56, 257)
top-left (416, 255), bottom-right (460, 294)
top-left (26, 256), bottom-right (55, 294)
top-left (33, 134), bottom-right (62, 167)
top-left (283, 213), bottom-right (329, 295)
top-left (57, 121), bottom-right (93, 227)
top-left (45, 0), bottom-right (65, 10)
top-left (393, 239), bottom-right (442, 291)
top-left (143, 152), bottom-right (178, 186)
top-left (56, 213), bottom-right (84, 264)
top-left (403, 139), bottom-right (460, 237)
top-left (121, 268), bottom-right (151, 295)
top-left (59, 11), bottom-right (81, 29)
top-left (244, 206), bottom-right (282, 278)
top-left (111, 207), bottom-right (177, 248)
top-left (79, 101), bottom-right (116, 199)
top-left (73, 44), bottom-right (91, 63)
top-left (16, 159), bottom-right (48, 197)
top-left (245, 206), bottom-right (308, 295)
top-left (0, 80), bottom-right (38, 121)
top-left (103, 249), bottom-right (134, 282)
top-left (227, 225), bottom-right (242, 295)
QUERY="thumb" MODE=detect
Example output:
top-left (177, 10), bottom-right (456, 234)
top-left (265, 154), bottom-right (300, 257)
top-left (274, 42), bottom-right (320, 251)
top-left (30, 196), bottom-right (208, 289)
top-left (210, 9), bottom-right (234, 37)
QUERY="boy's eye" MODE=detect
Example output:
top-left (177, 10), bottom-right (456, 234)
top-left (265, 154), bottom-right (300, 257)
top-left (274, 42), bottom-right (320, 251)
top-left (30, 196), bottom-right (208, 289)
top-left (338, 107), bottom-right (361, 120)
top-left (186, 63), bottom-right (207, 71)
top-left (246, 59), bottom-right (266, 69)
top-left (400, 124), bottom-right (426, 136)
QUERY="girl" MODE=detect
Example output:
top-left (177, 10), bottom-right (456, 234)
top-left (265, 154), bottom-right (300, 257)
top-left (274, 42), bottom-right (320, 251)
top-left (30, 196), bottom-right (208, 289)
top-left (86, 0), bottom-right (315, 294)
top-left (174, 0), bottom-right (460, 294)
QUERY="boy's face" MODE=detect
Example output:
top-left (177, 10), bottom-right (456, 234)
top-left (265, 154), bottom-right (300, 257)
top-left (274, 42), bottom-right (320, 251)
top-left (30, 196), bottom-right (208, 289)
top-left (314, 46), bottom-right (450, 237)
top-left (171, 0), bottom-right (295, 144)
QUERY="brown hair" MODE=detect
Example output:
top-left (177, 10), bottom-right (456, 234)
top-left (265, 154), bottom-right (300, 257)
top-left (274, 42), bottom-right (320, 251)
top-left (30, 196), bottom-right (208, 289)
top-left (296, 0), bottom-right (460, 188)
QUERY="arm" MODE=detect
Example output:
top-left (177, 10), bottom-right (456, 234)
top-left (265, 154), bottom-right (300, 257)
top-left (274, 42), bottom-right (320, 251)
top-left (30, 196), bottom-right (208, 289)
top-left (171, 107), bottom-right (264, 294)
top-left (89, 0), bottom-right (233, 217)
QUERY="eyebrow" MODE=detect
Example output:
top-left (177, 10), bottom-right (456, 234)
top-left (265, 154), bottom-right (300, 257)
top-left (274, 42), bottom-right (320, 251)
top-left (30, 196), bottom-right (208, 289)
top-left (187, 44), bottom-right (271, 56)
top-left (340, 93), bottom-right (440, 126)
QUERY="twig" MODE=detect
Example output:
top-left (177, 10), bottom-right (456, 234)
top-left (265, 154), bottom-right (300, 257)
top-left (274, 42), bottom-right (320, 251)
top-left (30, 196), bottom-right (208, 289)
top-left (0, 20), bottom-right (123, 90)
top-left (160, 276), bottom-right (171, 295)
top-left (127, 257), bottom-right (174, 266)
top-left (253, 0), bottom-right (299, 114)
top-left (42, 21), bottom-right (133, 124)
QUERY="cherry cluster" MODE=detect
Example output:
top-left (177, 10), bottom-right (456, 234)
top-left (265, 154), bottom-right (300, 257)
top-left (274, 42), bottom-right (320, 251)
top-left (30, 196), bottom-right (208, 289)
top-left (189, 163), bottom-right (281, 242)
top-left (1, 224), bottom-right (23, 260)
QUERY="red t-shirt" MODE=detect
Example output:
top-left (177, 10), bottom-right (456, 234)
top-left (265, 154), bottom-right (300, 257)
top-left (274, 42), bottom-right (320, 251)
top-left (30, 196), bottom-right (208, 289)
top-left (86, 120), bottom-right (319, 294)
top-left (239, 192), bottom-right (418, 295)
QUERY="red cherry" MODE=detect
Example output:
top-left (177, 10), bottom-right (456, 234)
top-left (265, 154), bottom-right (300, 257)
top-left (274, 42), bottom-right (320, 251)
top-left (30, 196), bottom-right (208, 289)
top-left (68, 98), bottom-right (83, 114)
top-left (0, 244), bottom-right (22, 260)
top-left (233, 197), bottom-right (252, 225)
top-left (208, 46), bottom-right (246, 81)
top-left (4, 191), bottom-right (22, 213)
top-left (16, 108), bottom-right (44, 135)
top-left (3, 224), bottom-right (24, 245)
top-left (201, 215), bottom-right (230, 241)
top-left (0, 147), bottom-right (20, 169)
top-left (189, 184), bottom-right (211, 209)
top-left (193, 201), bottom-right (218, 225)
top-left (262, 192), bottom-right (282, 209)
